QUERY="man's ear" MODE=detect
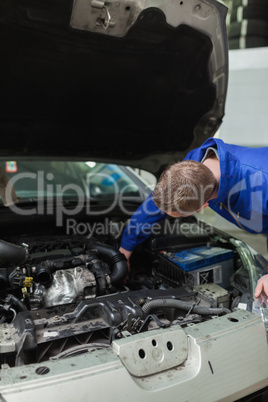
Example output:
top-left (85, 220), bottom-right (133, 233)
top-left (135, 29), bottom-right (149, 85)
top-left (198, 202), bottom-right (209, 212)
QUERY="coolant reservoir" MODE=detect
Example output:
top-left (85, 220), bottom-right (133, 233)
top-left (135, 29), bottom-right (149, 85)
top-left (252, 292), bottom-right (268, 338)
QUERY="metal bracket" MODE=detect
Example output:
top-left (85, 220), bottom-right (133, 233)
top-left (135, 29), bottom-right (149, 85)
top-left (91, 0), bottom-right (115, 30)
top-left (112, 325), bottom-right (188, 377)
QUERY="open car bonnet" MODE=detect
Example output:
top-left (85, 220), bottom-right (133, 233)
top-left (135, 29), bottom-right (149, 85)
top-left (0, 0), bottom-right (228, 174)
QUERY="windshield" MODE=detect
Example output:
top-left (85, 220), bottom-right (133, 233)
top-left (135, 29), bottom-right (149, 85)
top-left (0, 161), bottom-right (144, 205)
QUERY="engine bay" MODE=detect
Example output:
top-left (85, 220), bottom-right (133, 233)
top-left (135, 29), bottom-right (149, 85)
top-left (0, 217), bottom-right (255, 368)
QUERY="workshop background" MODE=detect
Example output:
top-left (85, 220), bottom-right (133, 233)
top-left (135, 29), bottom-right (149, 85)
top-left (197, 0), bottom-right (268, 259)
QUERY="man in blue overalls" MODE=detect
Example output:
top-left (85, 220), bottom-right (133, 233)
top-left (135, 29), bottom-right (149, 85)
top-left (119, 137), bottom-right (268, 296)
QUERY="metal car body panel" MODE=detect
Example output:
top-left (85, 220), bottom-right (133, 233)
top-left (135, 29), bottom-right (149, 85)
top-left (0, 310), bottom-right (267, 402)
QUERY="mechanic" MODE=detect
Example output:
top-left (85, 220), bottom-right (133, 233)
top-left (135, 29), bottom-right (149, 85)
top-left (119, 137), bottom-right (268, 297)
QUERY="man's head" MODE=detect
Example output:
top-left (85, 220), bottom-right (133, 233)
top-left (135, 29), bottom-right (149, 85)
top-left (152, 160), bottom-right (217, 217)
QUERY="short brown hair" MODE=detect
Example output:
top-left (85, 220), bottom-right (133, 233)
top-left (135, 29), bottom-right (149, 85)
top-left (152, 160), bottom-right (216, 214)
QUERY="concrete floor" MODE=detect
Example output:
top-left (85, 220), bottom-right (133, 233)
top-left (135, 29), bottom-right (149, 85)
top-left (196, 208), bottom-right (268, 260)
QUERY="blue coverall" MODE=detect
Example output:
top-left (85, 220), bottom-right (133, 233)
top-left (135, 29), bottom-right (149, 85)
top-left (120, 138), bottom-right (268, 251)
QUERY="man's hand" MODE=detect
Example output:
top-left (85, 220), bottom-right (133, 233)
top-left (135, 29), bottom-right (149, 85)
top-left (255, 274), bottom-right (268, 298)
top-left (119, 247), bottom-right (132, 283)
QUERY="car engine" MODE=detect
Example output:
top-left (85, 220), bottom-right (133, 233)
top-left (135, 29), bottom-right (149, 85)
top-left (0, 218), bottom-right (252, 368)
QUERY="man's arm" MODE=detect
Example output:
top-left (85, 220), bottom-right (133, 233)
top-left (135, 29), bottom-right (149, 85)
top-left (120, 192), bottom-right (167, 253)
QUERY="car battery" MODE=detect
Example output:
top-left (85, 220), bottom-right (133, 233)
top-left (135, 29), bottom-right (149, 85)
top-left (157, 246), bottom-right (234, 288)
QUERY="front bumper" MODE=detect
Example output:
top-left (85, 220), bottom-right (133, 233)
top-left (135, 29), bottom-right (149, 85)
top-left (0, 309), bottom-right (267, 402)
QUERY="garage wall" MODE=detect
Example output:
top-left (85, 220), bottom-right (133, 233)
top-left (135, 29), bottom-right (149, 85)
top-left (219, 46), bottom-right (268, 147)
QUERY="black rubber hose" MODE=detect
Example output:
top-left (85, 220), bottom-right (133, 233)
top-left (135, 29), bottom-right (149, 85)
top-left (0, 239), bottom-right (29, 265)
top-left (6, 294), bottom-right (28, 311)
top-left (86, 238), bottom-right (128, 285)
top-left (0, 268), bottom-right (8, 290)
top-left (35, 261), bottom-right (53, 284)
top-left (142, 299), bottom-right (231, 316)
